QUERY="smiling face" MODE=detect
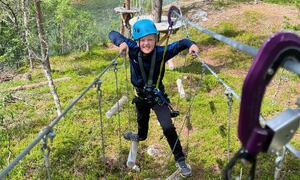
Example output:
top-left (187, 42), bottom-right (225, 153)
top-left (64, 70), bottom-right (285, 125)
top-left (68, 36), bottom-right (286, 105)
top-left (138, 34), bottom-right (156, 54)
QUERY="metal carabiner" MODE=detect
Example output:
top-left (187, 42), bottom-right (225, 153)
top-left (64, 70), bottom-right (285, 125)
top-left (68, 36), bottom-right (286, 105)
top-left (224, 148), bottom-right (256, 180)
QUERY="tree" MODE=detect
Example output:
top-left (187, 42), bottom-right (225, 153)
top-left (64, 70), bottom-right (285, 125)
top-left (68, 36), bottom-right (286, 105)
top-left (0, 0), bottom-right (19, 33)
top-left (21, 0), bottom-right (34, 69)
top-left (153, 0), bottom-right (162, 23)
top-left (0, 0), bottom-right (24, 68)
top-left (34, 0), bottom-right (62, 115)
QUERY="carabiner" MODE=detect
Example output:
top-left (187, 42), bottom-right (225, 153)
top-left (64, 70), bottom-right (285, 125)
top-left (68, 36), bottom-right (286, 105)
top-left (224, 148), bottom-right (256, 180)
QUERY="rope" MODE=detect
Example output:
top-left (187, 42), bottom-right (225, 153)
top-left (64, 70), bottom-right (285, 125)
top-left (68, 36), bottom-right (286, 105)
top-left (156, 27), bottom-right (172, 89)
top-left (40, 129), bottom-right (55, 180)
top-left (0, 54), bottom-right (121, 178)
top-left (96, 80), bottom-right (106, 168)
top-left (174, 10), bottom-right (300, 75)
top-left (195, 54), bottom-right (240, 101)
top-left (123, 54), bottom-right (132, 128)
top-left (182, 56), bottom-right (204, 157)
top-left (165, 76), bottom-right (201, 179)
top-left (167, 65), bottom-right (203, 161)
top-left (225, 90), bottom-right (233, 162)
top-left (113, 61), bottom-right (124, 175)
top-left (272, 69), bottom-right (286, 105)
top-left (174, 11), bottom-right (258, 56)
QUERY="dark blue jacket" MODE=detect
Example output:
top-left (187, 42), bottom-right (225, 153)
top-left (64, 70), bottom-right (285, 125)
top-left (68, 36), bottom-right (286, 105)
top-left (109, 31), bottom-right (194, 90)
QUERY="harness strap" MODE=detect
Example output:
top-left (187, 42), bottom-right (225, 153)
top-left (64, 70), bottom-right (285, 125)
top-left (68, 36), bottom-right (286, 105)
top-left (137, 48), bottom-right (156, 86)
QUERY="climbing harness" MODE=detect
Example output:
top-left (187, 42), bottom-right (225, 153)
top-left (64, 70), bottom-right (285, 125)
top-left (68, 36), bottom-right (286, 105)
top-left (136, 38), bottom-right (179, 117)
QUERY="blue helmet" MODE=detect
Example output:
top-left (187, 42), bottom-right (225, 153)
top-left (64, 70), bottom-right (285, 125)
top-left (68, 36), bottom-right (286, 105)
top-left (132, 19), bottom-right (159, 41)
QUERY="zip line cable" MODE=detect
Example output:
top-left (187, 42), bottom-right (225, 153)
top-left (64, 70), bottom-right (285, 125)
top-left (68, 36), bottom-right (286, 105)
top-left (173, 11), bottom-right (300, 76)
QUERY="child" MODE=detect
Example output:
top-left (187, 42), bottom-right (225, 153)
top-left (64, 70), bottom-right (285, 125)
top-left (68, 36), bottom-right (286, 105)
top-left (109, 19), bottom-right (199, 177)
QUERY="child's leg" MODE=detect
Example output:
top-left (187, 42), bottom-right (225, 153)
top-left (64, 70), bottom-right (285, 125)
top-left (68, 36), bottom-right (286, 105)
top-left (135, 100), bottom-right (151, 141)
top-left (152, 104), bottom-right (185, 161)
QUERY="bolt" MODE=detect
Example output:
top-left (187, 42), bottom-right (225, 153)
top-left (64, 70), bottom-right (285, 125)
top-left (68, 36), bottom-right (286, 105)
top-left (267, 68), bottom-right (274, 75)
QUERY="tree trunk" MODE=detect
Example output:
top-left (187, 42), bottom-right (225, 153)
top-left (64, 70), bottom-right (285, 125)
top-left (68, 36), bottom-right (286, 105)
top-left (152, 0), bottom-right (162, 23)
top-left (21, 0), bottom-right (34, 69)
top-left (60, 22), bottom-right (65, 54)
top-left (34, 0), bottom-right (62, 115)
top-left (125, 0), bottom-right (130, 10)
top-left (85, 42), bottom-right (89, 52)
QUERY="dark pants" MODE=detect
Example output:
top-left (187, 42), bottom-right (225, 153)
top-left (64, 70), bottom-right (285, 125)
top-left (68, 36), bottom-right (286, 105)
top-left (134, 98), bottom-right (185, 162)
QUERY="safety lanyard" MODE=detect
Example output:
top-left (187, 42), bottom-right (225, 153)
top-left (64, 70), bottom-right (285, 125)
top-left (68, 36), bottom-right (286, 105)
top-left (137, 48), bottom-right (156, 87)
top-left (156, 27), bottom-right (172, 89)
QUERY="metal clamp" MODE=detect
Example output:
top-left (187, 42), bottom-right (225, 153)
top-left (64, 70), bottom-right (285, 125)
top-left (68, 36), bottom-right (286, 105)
top-left (266, 108), bottom-right (300, 154)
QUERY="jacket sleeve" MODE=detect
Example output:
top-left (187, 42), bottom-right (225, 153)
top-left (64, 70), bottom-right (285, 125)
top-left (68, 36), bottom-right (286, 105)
top-left (164, 38), bottom-right (195, 61)
top-left (109, 31), bottom-right (137, 48)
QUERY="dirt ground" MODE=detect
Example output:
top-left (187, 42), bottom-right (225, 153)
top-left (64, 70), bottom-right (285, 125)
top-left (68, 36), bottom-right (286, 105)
top-left (169, 1), bottom-right (299, 67)
top-left (185, 1), bottom-right (299, 25)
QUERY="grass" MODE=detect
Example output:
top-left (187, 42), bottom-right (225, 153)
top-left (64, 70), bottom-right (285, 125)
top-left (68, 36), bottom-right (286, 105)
top-left (2, 44), bottom-right (299, 178)
top-left (1, 3), bottom-right (300, 179)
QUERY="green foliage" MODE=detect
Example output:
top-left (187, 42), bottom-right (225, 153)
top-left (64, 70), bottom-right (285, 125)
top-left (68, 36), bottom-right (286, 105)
top-left (1, 0), bottom-right (103, 70)
top-left (212, 0), bottom-right (252, 9)
top-left (43, 0), bottom-right (99, 55)
top-left (242, 10), bottom-right (264, 25)
top-left (263, 0), bottom-right (299, 5)
top-left (0, 21), bottom-right (25, 69)
top-left (212, 0), bottom-right (300, 9)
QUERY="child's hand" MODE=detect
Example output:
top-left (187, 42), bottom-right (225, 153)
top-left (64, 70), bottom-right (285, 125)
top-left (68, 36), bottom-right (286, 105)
top-left (119, 42), bottom-right (128, 55)
top-left (189, 44), bottom-right (199, 56)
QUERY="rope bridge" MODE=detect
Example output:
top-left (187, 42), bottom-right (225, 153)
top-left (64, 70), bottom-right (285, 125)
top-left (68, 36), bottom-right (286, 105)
top-left (1, 4), bottom-right (300, 179)
top-left (0, 55), bottom-right (124, 178)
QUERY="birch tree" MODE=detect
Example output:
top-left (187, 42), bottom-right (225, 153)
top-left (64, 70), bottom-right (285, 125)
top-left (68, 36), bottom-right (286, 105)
top-left (21, 0), bottom-right (33, 69)
top-left (153, 0), bottom-right (162, 23)
top-left (34, 0), bottom-right (62, 115)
